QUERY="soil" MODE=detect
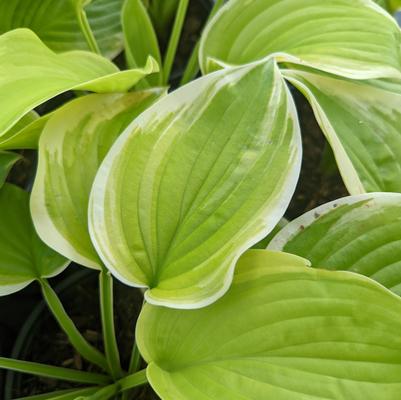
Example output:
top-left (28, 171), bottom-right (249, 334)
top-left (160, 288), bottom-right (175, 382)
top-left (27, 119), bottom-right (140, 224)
top-left (2, 0), bottom-right (349, 398)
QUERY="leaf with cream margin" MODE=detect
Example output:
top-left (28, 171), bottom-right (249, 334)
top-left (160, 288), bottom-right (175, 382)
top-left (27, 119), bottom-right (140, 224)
top-left (0, 151), bottom-right (21, 188)
top-left (199, 0), bottom-right (401, 79)
top-left (136, 249), bottom-right (401, 400)
top-left (0, 0), bottom-right (124, 58)
top-left (0, 184), bottom-right (68, 296)
top-left (30, 89), bottom-right (164, 270)
top-left (122, 0), bottom-right (162, 86)
top-left (0, 28), bottom-right (159, 137)
top-left (282, 67), bottom-right (401, 194)
top-left (89, 58), bottom-right (302, 308)
top-left (268, 193), bottom-right (401, 296)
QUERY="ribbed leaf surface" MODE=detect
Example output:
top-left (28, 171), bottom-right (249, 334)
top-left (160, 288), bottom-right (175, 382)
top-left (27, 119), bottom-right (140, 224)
top-left (269, 193), bottom-right (401, 296)
top-left (137, 250), bottom-right (401, 400)
top-left (89, 59), bottom-right (302, 308)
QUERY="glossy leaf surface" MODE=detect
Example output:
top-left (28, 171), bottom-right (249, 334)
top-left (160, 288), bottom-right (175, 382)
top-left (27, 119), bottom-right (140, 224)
top-left (283, 67), bottom-right (401, 193)
top-left (199, 0), bottom-right (401, 79)
top-left (89, 59), bottom-right (302, 308)
top-left (137, 249), bottom-right (401, 400)
top-left (31, 90), bottom-right (164, 270)
top-left (0, 184), bottom-right (68, 296)
top-left (122, 0), bottom-right (162, 86)
top-left (268, 193), bottom-right (401, 296)
top-left (0, 28), bottom-right (158, 137)
top-left (0, 0), bottom-right (124, 58)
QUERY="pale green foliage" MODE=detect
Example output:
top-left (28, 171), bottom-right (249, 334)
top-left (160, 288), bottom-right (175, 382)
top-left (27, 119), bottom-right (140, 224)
top-left (31, 90), bottom-right (164, 270)
top-left (0, 28), bottom-right (158, 138)
top-left (269, 193), bottom-right (401, 296)
top-left (0, 151), bottom-right (21, 188)
top-left (137, 250), bottom-right (401, 400)
top-left (89, 59), bottom-right (302, 308)
top-left (0, 0), bottom-right (124, 58)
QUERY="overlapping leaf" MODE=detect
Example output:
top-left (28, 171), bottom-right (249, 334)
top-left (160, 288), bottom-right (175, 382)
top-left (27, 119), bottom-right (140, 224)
top-left (89, 58), bottom-right (302, 308)
top-left (0, 28), bottom-right (158, 137)
top-left (268, 193), bottom-right (401, 296)
top-left (283, 67), bottom-right (401, 193)
top-left (0, 184), bottom-right (68, 296)
top-left (199, 0), bottom-right (401, 79)
top-left (31, 90), bottom-right (164, 270)
top-left (0, 151), bottom-right (21, 188)
top-left (0, 0), bottom-right (124, 58)
top-left (137, 249), bottom-right (401, 400)
top-left (122, 0), bottom-right (162, 86)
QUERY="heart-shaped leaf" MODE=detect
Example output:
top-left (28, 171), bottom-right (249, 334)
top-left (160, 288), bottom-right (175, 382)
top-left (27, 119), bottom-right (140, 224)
top-left (31, 90), bottom-right (164, 270)
top-left (0, 184), bottom-right (68, 296)
top-left (0, 0), bottom-right (124, 58)
top-left (283, 67), bottom-right (401, 193)
top-left (0, 28), bottom-right (158, 137)
top-left (137, 249), bottom-right (401, 400)
top-left (122, 0), bottom-right (162, 86)
top-left (89, 58), bottom-right (302, 308)
top-left (0, 151), bottom-right (21, 188)
top-left (199, 0), bottom-right (401, 79)
top-left (268, 192), bottom-right (401, 296)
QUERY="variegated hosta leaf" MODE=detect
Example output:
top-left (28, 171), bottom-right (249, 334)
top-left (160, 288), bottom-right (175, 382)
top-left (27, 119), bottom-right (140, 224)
top-left (199, 0), bottom-right (401, 79)
top-left (137, 249), bottom-right (401, 400)
top-left (89, 59), bottom-right (302, 308)
top-left (0, 184), bottom-right (68, 296)
top-left (122, 0), bottom-right (162, 86)
top-left (31, 90), bottom-right (164, 270)
top-left (0, 28), bottom-right (158, 137)
top-left (0, 0), bottom-right (124, 58)
top-left (268, 193), bottom-right (401, 296)
top-left (283, 67), bottom-right (401, 194)
top-left (0, 151), bottom-right (21, 188)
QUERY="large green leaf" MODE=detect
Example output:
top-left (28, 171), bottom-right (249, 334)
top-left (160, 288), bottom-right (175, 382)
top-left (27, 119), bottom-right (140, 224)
top-left (199, 0), bottom-right (401, 79)
top-left (137, 249), bottom-right (401, 400)
top-left (30, 90), bottom-right (164, 270)
top-left (268, 193), bottom-right (401, 296)
top-left (0, 0), bottom-right (124, 58)
top-left (89, 58), bottom-right (302, 308)
top-left (0, 184), bottom-right (68, 296)
top-left (0, 28), bottom-right (158, 137)
top-left (122, 0), bottom-right (162, 86)
top-left (0, 151), bottom-right (21, 188)
top-left (283, 67), bottom-right (401, 193)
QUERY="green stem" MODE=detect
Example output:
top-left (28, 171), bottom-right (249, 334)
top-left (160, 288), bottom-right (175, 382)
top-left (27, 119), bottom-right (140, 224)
top-left (39, 279), bottom-right (109, 373)
top-left (83, 383), bottom-right (120, 400)
top-left (119, 369), bottom-right (148, 391)
top-left (121, 336), bottom-right (142, 400)
top-left (0, 357), bottom-right (110, 385)
top-left (14, 387), bottom-right (100, 400)
top-left (99, 268), bottom-right (124, 380)
top-left (162, 0), bottom-right (189, 84)
top-left (180, 0), bottom-right (225, 86)
top-left (76, 8), bottom-right (101, 55)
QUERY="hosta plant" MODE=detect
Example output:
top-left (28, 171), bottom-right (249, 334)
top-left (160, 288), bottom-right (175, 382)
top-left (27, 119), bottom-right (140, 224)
top-left (1, 0), bottom-right (401, 399)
